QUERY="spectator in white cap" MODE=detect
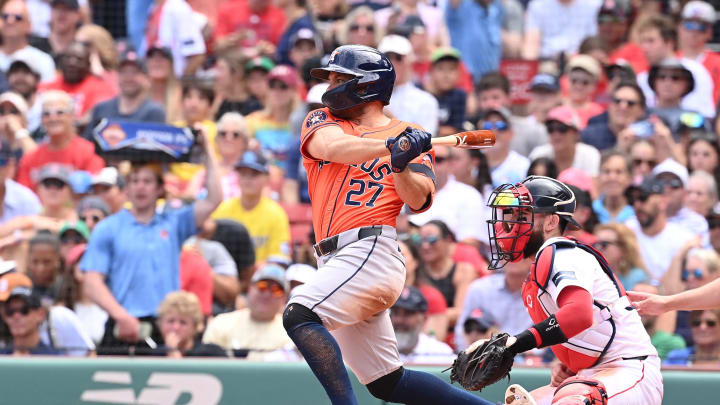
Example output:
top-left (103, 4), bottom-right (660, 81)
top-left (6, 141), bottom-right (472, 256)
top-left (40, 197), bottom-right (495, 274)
top-left (677, 1), bottom-right (720, 103)
top-left (0, 1), bottom-right (56, 83)
top-left (379, 34), bottom-right (439, 136)
top-left (0, 92), bottom-right (35, 155)
top-left (90, 167), bottom-right (126, 213)
top-left (563, 54), bottom-right (604, 130)
top-left (7, 56), bottom-right (43, 135)
top-left (635, 15), bottom-right (715, 118)
top-left (652, 158), bottom-right (710, 246)
top-left (288, 28), bottom-right (323, 70)
top-left (202, 264), bottom-right (292, 359)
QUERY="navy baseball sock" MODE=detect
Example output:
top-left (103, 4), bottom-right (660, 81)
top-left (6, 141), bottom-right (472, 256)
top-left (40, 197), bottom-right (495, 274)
top-left (286, 322), bottom-right (358, 405)
top-left (388, 369), bottom-right (495, 405)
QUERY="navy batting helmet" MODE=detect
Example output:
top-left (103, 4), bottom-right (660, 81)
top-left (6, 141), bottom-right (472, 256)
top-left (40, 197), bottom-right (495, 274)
top-left (310, 45), bottom-right (395, 114)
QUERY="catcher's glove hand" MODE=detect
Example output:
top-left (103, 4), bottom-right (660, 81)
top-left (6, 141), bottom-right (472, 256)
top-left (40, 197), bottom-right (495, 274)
top-left (448, 332), bottom-right (517, 392)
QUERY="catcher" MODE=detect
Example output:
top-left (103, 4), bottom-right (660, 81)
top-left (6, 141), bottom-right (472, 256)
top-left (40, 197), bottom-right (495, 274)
top-left (450, 176), bottom-right (662, 405)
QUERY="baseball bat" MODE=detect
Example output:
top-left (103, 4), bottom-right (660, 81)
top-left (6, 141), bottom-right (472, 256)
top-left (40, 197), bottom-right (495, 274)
top-left (430, 130), bottom-right (496, 149)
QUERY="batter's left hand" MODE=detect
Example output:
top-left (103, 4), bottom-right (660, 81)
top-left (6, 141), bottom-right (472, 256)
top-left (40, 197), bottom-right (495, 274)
top-left (385, 127), bottom-right (432, 173)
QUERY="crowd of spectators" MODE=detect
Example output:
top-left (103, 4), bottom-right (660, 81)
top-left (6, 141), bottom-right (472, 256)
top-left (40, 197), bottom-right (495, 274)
top-left (1, 0), bottom-right (720, 370)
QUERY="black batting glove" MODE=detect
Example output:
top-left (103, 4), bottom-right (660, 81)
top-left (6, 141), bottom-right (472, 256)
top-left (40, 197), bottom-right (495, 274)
top-left (385, 127), bottom-right (432, 173)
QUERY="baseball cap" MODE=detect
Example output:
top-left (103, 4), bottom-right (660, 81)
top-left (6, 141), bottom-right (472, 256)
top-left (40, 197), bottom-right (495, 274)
top-left (463, 308), bottom-right (496, 332)
top-left (92, 167), bottom-right (122, 187)
top-left (8, 50), bottom-right (42, 78)
top-left (146, 45), bottom-right (173, 60)
top-left (652, 158), bottom-right (689, 187)
top-left (598, 0), bottom-right (629, 21)
top-left (0, 92), bottom-right (29, 116)
top-left (378, 35), bottom-right (413, 57)
top-left (245, 56), bottom-right (275, 73)
top-left (69, 170), bottom-right (93, 194)
top-left (268, 65), bottom-right (299, 88)
top-left (285, 263), bottom-right (316, 285)
top-left (566, 54), bottom-right (602, 80)
top-left (481, 107), bottom-right (512, 122)
top-left (546, 105), bottom-right (581, 129)
top-left (0, 260), bottom-right (17, 275)
top-left (51, 0), bottom-right (79, 10)
top-left (392, 14), bottom-right (426, 37)
top-left (0, 273), bottom-right (32, 302)
top-left (626, 175), bottom-right (665, 197)
top-left (35, 163), bottom-right (72, 185)
top-left (6, 286), bottom-right (42, 308)
top-left (430, 47), bottom-right (461, 64)
top-left (290, 28), bottom-right (322, 50)
top-left (58, 220), bottom-right (91, 241)
top-left (392, 286), bottom-right (428, 313)
top-left (529, 73), bottom-right (560, 93)
top-left (77, 196), bottom-right (111, 217)
top-left (119, 48), bottom-right (146, 72)
top-left (306, 83), bottom-right (329, 104)
top-left (234, 150), bottom-right (269, 174)
top-left (251, 263), bottom-right (289, 292)
top-left (558, 168), bottom-right (593, 194)
top-left (682, 1), bottom-right (716, 23)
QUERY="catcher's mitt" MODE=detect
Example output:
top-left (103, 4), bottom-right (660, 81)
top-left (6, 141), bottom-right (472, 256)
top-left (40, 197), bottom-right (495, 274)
top-left (448, 332), bottom-right (516, 391)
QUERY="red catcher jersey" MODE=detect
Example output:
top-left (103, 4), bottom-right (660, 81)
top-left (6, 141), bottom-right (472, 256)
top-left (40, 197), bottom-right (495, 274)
top-left (300, 107), bottom-right (434, 242)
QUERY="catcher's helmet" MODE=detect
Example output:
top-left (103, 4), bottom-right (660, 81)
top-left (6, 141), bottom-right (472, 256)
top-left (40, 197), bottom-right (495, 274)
top-left (486, 176), bottom-right (580, 269)
top-left (310, 45), bottom-right (395, 114)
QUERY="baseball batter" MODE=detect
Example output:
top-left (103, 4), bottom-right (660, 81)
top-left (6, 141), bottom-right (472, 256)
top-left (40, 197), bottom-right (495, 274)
top-left (480, 176), bottom-right (663, 405)
top-left (282, 45), bottom-right (494, 405)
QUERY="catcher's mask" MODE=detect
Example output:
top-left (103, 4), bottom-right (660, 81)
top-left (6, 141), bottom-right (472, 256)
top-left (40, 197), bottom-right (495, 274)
top-left (487, 176), bottom-right (581, 270)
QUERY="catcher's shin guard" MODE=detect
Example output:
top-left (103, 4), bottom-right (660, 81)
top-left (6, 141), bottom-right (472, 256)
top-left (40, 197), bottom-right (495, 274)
top-left (551, 377), bottom-right (608, 405)
top-left (505, 384), bottom-right (537, 405)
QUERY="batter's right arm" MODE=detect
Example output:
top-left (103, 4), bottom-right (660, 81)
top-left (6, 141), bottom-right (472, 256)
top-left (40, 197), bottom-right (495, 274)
top-left (305, 125), bottom-right (390, 164)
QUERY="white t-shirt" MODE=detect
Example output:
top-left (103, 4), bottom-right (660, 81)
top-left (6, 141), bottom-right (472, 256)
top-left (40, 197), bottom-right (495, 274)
top-left (400, 333), bottom-right (455, 365)
top-left (387, 82), bottom-right (439, 136)
top-left (152, 0), bottom-right (207, 77)
top-left (40, 306), bottom-right (96, 356)
top-left (532, 238), bottom-right (657, 363)
top-left (73, 302), bottom-right (108, 345)
top-left (638, 58), bottom-right (716, 118)
top-left (409, 176), bottom-right (489, 243)
top-left (491, 150), bottom-right (531, 187)
top-left (528, 143), bottom-right (601, 176)
top-left (0, 46), bottom-right (56, 83)
top-left (669, 207), bottom-right (710, 248)
top-left (525, 0), bottom-right (603, 59)
top-left (625, 218), bottom-right (696, 280)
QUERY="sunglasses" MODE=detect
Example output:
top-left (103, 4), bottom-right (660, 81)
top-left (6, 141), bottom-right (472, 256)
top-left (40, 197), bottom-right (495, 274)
top-left (269, 81), bottom-right (290, 90)
top-left (632, 158), bottom-right (656, 168)
top-left (349, 24), bottom-right (374, 32)
top-left (682, 268), bottom-right (704, 282)
top-left (691, 319), bottom-right (718, 328)
top-left (4, 305), bottom-right (31, 317)
top-left (570, 77), bottom-right (592, 86)
top-left (420, 235), bottom-right (440, 245)
top-left (80, 214), bottom-right (101, 223)
top-left (0, 106), bottom-right (20, 116)
top-left (218, 130), bottom-right (245, 140)
top-left (255, 280), bottom-right (285, 297)
top-left (481, 121), bottom-right (509, 131)
top-left (592, 240), bottom-right (618, 250)
top-left (683, 20), bottom-right (710, 32)
top-left (42, 108), bottom-right (69, 117)
top-left (434, 155), bottom-right (450, 164)
top-left (627, 191), bottom-right (651, 205)
top-left (612, 97), bottom-right (639, 108)
top-left (40, 178), bottom-right (68, 189)
top-left (1, 13), bottom-right (23, 23)
top-left (656, 73), bottom-right (684, 82)
top-left (658, 177), bottom-right (683, 190)
top-left (546, 122), bottom-right (572, 134)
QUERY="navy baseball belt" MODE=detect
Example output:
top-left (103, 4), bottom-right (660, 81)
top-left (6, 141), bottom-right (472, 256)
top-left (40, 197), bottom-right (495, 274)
top-left (313, 225), bottom-right (396, 257)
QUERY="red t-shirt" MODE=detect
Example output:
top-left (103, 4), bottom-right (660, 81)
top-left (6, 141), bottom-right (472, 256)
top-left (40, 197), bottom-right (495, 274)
top-left (215, 1), bottom-right (286, 45)
top-left (15, 136), bottom-right (105, 189)
top-left (38, 75), bottom-right (117, 119)
top-left (678, 49), bottom-right (720, 104)
top-left (610, 42), bottom-right (649, 76)
top-left (419, 284), bottom-right (447, 315)
top-left (180, 249), bottom-right (213, 316)
top-left (452, 243), bottom-right (488, 277)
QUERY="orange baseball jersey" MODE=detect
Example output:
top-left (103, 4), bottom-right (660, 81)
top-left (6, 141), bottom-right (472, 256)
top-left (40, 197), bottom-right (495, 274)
top-left (300, 107), bottom-right (435, 242)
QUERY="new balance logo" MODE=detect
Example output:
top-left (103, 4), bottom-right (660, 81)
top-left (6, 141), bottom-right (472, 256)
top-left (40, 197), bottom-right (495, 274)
top-left (80, 371), bottom-right (222, 405)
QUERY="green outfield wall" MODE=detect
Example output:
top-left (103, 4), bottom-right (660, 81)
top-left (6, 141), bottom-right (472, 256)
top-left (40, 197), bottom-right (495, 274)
top-left (0, 358), bottom-right (714, 404)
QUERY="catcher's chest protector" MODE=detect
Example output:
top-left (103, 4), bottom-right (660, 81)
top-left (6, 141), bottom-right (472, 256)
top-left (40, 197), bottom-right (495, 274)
top-left (521, 239), bottom-right (628, 372)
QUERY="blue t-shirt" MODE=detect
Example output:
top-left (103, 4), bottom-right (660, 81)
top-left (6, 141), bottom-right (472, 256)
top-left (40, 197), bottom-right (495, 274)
top-left (592, 197), bottom-right (635, 224)
top-left (445, 0), bottom-right (502, 80)
top-left (617, 267), bottom-right (649, 291)
top-left (664, 347), bottom-right (694, 365)
top-left (80, 206), bottom-right (197, 317)
top-left (285, 139), bottom-right (310, 203)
